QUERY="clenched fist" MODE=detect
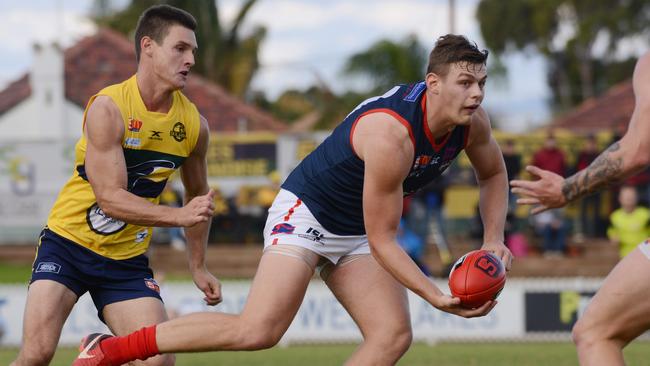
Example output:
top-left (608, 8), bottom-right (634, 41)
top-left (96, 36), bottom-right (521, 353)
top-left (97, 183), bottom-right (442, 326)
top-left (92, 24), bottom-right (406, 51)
top-left (176, 189), bottom-right (216, 227)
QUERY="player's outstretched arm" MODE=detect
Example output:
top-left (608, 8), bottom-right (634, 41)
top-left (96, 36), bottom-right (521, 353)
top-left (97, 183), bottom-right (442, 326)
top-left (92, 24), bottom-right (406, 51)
top-left (511, 53), bottom-right (650, 214)
top-left (464, 107), bottom-right (512, 269)
top-left (84, 96), bottom-right (214, 227)
top-left (180, 116), bottom-right (222, 306)
top-left (356, 113), bottom-right (494, 318)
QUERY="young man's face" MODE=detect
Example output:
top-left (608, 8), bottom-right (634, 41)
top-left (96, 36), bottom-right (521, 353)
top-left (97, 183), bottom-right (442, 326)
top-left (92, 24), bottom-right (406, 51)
top-left (435, 62), bottom-right (487, 125)
top-left (149, 24), bottom-right (197, 90)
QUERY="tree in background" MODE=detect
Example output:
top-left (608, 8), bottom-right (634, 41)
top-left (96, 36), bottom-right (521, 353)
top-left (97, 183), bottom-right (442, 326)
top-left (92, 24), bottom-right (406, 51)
top-left (476, 0), bottom-right (650, 111)
top-left (94, 0), bottom-right (265, 99)
top-left (343, 35), bottom-right (426, 94)
top-left (256, 35), bottom-right (427, 130)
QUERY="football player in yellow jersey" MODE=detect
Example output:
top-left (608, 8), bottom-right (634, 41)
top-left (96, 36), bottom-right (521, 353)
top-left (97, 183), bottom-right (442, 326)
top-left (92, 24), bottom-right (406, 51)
top-left (11, 5), bottom-right (220, 366)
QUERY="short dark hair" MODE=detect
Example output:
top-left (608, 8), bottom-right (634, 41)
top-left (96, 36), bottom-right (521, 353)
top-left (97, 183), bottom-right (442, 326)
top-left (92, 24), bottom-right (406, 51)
top-left (426, 34), bottom-right (488, 76)
top-left (134, 4), bottom-right (197, 62)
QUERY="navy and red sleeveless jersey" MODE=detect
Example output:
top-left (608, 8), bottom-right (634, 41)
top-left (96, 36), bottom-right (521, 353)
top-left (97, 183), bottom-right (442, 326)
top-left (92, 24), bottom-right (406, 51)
top-left (282, 81), bottom-right (470, 235)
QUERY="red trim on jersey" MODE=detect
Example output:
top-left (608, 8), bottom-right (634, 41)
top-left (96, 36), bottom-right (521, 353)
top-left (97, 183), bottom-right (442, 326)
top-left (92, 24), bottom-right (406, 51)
top-left (349, 108), bottom-right (416, 158)
top-left (420, 93), bottom-right (452, 152)
top-left (283, 199), bottom-right (302, 221)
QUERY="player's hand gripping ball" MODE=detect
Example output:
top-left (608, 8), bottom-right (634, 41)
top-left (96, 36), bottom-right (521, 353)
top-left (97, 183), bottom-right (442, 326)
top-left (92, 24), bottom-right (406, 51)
top-left (448, 250), bottom-right (506, 309)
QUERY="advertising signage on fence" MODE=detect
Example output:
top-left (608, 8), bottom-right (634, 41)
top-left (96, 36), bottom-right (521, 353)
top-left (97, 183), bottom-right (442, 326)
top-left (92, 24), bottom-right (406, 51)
top-left (206, 133), bottom-right (277, 177)
top-left (0, 280), bottom-right (524, 346)
top-left (525, 291), bottom-right (595, 332)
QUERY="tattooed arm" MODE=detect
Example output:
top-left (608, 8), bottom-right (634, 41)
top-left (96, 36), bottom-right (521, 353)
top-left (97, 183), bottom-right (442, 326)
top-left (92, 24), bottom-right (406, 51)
top-left (510, 52), bottom-right (650, 214)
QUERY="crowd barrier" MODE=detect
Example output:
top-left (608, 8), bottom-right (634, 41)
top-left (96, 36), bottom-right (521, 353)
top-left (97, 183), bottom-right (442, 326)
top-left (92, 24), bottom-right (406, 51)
top-left (0, 278), bottom-right (624, 346)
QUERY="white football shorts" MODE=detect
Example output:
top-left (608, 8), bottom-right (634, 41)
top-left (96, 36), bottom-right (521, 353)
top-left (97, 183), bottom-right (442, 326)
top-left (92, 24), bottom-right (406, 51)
top-left (263, 189), bottom-right (370, 264)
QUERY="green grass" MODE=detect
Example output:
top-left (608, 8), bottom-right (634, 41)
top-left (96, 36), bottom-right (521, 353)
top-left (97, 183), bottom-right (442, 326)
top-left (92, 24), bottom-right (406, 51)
top-left (0, 261), bottom-right (223, 283)
top-left (2, 342), bottom-right (650, 365)
top-left (0, 262), bottom-right (31, 284)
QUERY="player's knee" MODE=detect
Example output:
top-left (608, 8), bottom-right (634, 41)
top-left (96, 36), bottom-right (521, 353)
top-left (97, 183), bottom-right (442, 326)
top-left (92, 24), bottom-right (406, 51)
top-left (239, 318), bottom-right (286, 351)
top-left (572, 317), bottom-right (597, 349)
top-left (389, 325), bottom-right (413, 355)
top-left (371, 323), bottom-right (412, 356)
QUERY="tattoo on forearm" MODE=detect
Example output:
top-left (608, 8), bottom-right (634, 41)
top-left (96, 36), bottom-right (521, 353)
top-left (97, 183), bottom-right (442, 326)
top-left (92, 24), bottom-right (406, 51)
top-left (561, 142), bottom-right (623, 202)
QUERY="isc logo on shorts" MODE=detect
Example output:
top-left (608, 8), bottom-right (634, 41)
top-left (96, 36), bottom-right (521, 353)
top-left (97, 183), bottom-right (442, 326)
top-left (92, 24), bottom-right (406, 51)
top-left (144, 278), bottom-right (160, 293)
top-left (35, 261), bottom-right (61, 274)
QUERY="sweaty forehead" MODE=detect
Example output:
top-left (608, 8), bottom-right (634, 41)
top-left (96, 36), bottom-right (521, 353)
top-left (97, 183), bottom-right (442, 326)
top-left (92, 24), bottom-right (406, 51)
top-left (449, 62), bottom-right (487, 78)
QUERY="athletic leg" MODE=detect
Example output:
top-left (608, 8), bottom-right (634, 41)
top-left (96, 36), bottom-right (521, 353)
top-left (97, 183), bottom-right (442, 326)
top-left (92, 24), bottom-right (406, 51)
top-left (102, 298), bottom-right (173, 366)
top-left (324, 255), bottom-right (412, 366)
top-left (11, 280), bottom-right (78, 366)
top-left (572, 247), bottom-right (650, 365)
top-left (154, 247), bottom-right (318, 352)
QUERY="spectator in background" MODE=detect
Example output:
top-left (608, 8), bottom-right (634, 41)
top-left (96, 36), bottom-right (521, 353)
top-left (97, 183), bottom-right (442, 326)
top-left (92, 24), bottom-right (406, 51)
top-left (532, 208), bottom-right (567, 257)
top-left (406, 176), bottom-right (451, 266)
top-left (397, 219), bottom-right (431, 276)
top-left (574, 134), bottom-right (603, 238)
top-left (502, 139), bottom-right (522, 212)
top-left (532, 133), bottom-right (566, 177)
top-left (531, 132), bottom-right (567, 256)
top-left (608, 186), bottom-right (650, 259)
top-left (208, 185), bottom-right (237, 243)
top-left (159, 181), bottom-right (187, 251)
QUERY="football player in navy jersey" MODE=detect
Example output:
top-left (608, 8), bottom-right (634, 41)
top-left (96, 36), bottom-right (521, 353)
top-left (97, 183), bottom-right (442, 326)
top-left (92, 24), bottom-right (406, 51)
top-left (75, 34), bottom-right (512, 366)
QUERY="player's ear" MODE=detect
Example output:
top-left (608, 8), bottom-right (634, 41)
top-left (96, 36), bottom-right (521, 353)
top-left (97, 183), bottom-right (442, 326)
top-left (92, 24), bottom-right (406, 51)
top-left (426, 72), bottom-right (440, 95)
top-left (141, 36), bottom-right (154, 58)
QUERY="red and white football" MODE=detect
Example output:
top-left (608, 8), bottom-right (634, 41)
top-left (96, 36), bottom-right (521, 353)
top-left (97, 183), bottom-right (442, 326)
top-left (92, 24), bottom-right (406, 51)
top-left (448, 249), bottom-right (506, 309)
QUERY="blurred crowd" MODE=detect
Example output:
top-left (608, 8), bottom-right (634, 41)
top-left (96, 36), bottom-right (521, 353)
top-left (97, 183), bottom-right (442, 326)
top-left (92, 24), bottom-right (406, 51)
top-left (152, 129), bottom-right (650, 273)
top-left (392, 129), bottom-right (650, 274)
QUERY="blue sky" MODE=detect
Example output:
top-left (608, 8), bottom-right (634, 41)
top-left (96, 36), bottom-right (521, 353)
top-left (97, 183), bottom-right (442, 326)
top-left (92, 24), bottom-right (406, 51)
top-left (0, 0), bottom-right (552, 132)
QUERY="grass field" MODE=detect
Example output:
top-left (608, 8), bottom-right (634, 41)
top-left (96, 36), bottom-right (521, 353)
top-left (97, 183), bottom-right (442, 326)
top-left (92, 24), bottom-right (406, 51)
top-left (2, 342), bottom-right (650, 365)
top-left (0, 263), bottom-right (31, 284)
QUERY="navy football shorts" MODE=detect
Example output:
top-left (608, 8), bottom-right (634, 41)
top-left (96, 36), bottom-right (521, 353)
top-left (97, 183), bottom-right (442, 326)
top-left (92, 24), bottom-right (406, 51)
top-left (30, 228), bottom-right (163, 322)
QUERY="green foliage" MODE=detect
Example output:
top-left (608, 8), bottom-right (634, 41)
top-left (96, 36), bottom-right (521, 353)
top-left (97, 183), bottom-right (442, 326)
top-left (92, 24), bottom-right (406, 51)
top-left (93, 0), bottom-right (265, 98)
top-left (257, 35), bottom-right (427, 129)
top-left (476, 0), bottom-right (650, 110)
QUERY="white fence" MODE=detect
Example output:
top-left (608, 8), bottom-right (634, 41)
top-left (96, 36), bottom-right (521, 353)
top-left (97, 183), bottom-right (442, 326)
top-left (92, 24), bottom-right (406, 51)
top-left (0, 278), bottom-right (605, 346)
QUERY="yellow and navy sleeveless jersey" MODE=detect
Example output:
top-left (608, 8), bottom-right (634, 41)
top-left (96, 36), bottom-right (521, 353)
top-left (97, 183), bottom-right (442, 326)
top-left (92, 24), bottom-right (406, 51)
top-left (282, 81), bottom-right (469, 235)
top-left (47, 75), bottom-right (200, 260)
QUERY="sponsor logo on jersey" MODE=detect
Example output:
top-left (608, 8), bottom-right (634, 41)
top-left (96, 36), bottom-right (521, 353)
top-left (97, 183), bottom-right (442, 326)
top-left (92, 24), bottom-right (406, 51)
top-left (271, 223), bottom-right (295, 235)
top-left (128, 118), bottom-right (143, 132)
top-left (124, 137), bottom-right (141, 148)
top-left (403, 81), bottom-right (426, 102)
top-left (135, 229), bottom-right (149, 243)
top-left (408, 154), bottom-right (441, 178)
top-left (149, 130), bottom-right (163, 141)
top-left (439, 160), bottom-right (453, 171)
top-left (412, 155), bottom-right (440, 170)
top-left (144, 278), bottom-right (160, 293)
top-left (35, 261), bottom-right (61, 274)
top-left (170, 122), bottom-right (187, 142)
top-left (86, 203), bottom-right (127, 235)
